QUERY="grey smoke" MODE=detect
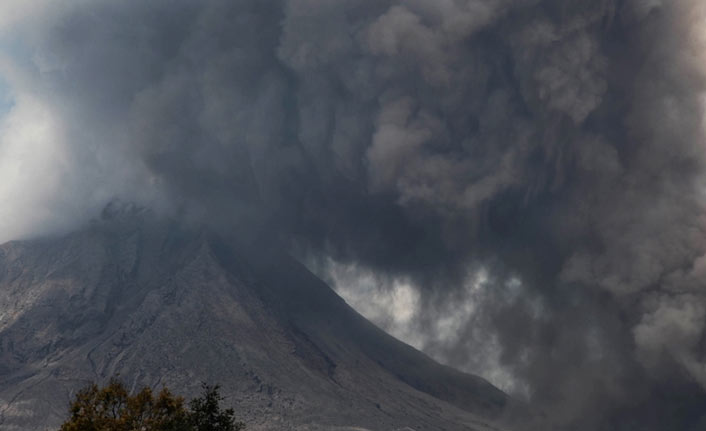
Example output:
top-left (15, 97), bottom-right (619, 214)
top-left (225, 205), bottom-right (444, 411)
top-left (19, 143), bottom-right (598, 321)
top-left (2, 0), bottom-right (706, 429)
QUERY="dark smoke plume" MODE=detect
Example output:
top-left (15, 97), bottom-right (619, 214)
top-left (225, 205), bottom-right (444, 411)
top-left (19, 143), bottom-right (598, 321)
top-left (2, 0), bottom-right (706, 429)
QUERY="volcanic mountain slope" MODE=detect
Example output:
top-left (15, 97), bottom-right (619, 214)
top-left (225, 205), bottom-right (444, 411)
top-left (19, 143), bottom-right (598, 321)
top-left (0, 208), bottom-right (525, 431)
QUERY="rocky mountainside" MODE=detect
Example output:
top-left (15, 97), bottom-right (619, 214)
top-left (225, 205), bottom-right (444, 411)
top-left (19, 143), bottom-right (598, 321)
top-left (0, 208), bottom-right (527, 430)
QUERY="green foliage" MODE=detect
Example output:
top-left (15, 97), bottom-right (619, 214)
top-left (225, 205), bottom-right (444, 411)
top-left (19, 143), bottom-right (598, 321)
top-left (59, 379), bottom-right (244, 431)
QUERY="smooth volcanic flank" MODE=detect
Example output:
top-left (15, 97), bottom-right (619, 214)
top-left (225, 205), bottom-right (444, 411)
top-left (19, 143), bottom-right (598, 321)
top-left (0, 207), bottom-right (528, 431)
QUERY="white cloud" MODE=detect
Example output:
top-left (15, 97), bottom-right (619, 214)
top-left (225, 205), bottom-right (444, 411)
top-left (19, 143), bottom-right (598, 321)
top-left (316, 258), bottom-right (521, 394)
top-left (0, 21), bottom-right (161, 244)
top-left (0, 93), bottom-right (69, 242)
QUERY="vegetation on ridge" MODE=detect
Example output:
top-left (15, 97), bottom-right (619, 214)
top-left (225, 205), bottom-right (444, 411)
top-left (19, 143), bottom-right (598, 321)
top-left (59, 378), bottom-right (245, 431)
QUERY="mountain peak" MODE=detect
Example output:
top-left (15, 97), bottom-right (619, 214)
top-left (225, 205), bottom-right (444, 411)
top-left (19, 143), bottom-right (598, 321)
top-left (0, 216), bottom-right (528, 431)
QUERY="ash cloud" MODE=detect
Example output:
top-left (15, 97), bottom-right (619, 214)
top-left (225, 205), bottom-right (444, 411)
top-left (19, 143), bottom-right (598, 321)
top-left (3, 0), bottom-right (706, 429)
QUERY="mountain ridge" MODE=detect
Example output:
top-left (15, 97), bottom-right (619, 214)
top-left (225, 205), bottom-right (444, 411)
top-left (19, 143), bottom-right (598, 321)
top-left (0, 210), bottom-right (528, 430)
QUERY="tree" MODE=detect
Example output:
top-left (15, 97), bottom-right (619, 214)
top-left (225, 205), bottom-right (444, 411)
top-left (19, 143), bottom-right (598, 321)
top-left (59, 379), bottom-right (244, 431)
top-left (188, 384), bottom-right (245, 431)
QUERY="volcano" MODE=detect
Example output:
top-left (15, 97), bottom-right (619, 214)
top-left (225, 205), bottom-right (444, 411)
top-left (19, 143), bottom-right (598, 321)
top-left (0, 206), bottom-right (526, 430)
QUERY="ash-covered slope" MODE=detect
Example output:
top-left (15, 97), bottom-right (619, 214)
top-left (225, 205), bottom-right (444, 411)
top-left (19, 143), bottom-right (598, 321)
top-left (0, 208), bottom-right (524, 431)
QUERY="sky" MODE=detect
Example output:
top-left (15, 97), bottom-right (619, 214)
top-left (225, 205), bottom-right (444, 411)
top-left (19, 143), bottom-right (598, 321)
top-left (0, 73), bottom-right (12, 115)
top-left (2, 1), bottom-right (706, 430)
